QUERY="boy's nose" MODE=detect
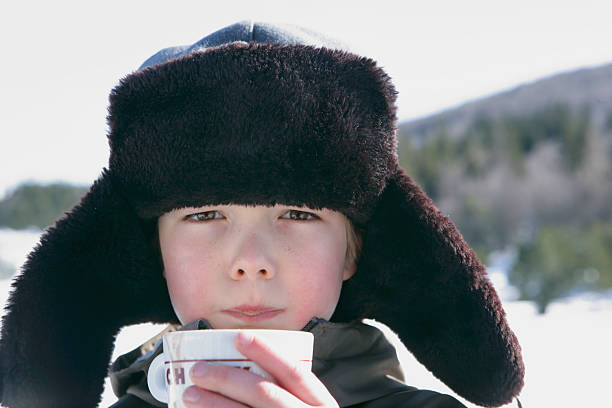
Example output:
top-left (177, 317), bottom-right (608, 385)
top-left (230, 267), bottom-right (274, 280)
top-left (228, 233), bottom-right (276, 281)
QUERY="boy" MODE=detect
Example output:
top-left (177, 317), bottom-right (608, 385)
top-left (0, 21), bottom-right (524, 408)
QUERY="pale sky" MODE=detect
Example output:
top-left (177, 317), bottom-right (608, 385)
top-left (1, 0), bottom-right (611, 197)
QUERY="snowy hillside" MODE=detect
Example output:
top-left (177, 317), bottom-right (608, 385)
top-left (1, 228), bottom-right (609, 407)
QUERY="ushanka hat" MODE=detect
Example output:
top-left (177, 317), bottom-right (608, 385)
top-left (0, 21), bottom-right (524, 407)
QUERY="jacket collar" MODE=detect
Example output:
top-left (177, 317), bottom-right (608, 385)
top-left (109, 317), bottom-right (409, 407)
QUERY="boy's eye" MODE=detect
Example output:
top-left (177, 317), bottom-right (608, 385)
top-left (186, 210), bottom-right (224, 222)
top-left (280, 209), bottom-right (318, 221)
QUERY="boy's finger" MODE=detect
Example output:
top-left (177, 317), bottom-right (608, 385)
top-left (188, 362), bottom-right (308, 408)
top-left (234, 332), bottom-right (337, 406)
top-left (182, 386), bottom-right (249, 408)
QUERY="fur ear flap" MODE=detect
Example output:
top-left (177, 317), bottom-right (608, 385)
top-left (0, 170), bottom-right (177, 407)
top-left (334, 168), bottom-right (524, 407)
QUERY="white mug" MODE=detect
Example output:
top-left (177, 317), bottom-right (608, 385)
top-left (147, 329), bottom-right (314, 407)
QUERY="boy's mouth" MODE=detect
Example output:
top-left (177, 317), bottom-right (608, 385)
top-left (223, 305), bottom-right (284, 321)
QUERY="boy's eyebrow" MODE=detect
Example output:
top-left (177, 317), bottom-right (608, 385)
top-left (176, 205), bottom-right (221, 212)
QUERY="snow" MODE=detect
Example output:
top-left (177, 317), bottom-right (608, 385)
top-left (1, 229), bottom-right (609, 407)
top-left (0, 228), bottom-right (41, 273)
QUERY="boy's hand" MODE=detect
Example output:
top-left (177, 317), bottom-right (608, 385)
top-left (182, 332), bottom-right (339, 408)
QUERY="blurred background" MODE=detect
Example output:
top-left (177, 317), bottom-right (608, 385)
top-left (1, 1), bottom-right (611, 407)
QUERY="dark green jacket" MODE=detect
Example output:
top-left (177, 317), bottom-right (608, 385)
top-left (108, 318), bottom-right (465, 408)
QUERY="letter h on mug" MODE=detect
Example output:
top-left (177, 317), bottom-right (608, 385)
top-left (167, 367), bottom-right (186, 385)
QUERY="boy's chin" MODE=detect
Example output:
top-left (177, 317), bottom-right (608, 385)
top-left (200, 316), bottom-right (293, 331)
top-left (220, 321), bottom-right (298, 331)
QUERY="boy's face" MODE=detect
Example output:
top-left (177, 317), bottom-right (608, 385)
top-left (157, 204), bottom-right (356, 330)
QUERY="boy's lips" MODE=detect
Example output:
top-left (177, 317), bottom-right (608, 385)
top-left (222, 305), bottom-right (284, 322)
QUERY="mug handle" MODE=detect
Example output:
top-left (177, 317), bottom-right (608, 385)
top-left (147, 353), bottom-right (168, 403)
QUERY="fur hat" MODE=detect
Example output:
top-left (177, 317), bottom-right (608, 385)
top-left (0, 21), bottom-right (524, 407)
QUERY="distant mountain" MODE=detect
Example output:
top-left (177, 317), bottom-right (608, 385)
top-left (0, 183), bottom-right (88, 230)
top-left (394, 62), bottom-right (612, 312)
top-left (399, 61), bottom-right (612, 144)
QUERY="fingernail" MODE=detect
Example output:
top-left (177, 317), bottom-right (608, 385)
top-left (183, 387), bottom-right (201, 403)
top-left (191, 362), bottom-right (209, 378)
top-left (236, 332), bottom-right (254, 346)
